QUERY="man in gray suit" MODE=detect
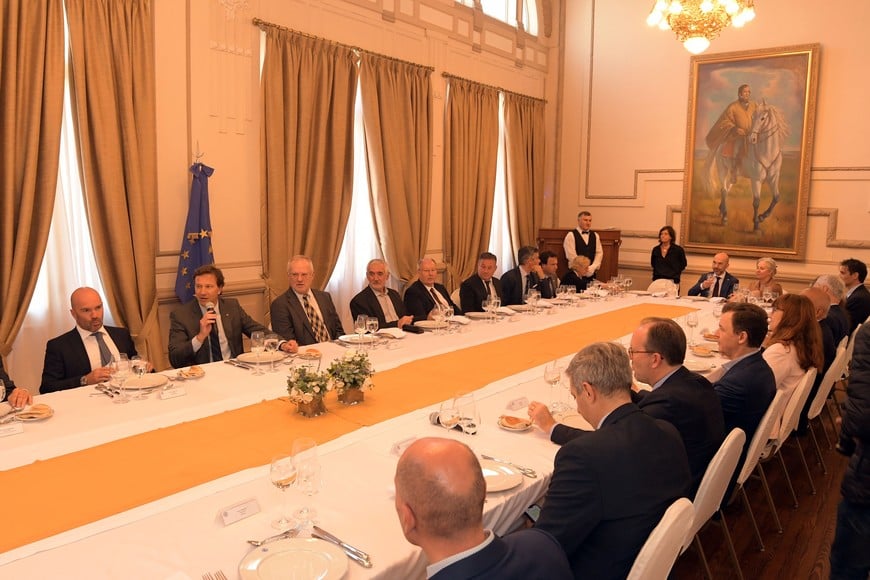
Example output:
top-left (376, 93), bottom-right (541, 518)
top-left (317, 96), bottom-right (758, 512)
top-left (168, 265), bottom-right (270, 368)
top-left (270, 255), bottom-right (345, 346)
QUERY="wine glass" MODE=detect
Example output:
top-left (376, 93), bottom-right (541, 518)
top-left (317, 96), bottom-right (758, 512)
top-left (291, 437), bottom-right (319, 528)
top-left (0, 379), bottom-right (6, 405)
top-left (111, 355), bottom-right (130, 404)
top-left (431, 305), bottom-right (446, 334)
top-left (269, 454), bottom-right (297, 530)
top-left (130, 356), bottom-right (149, 401)
top-left (250, 331), bottom-right (265, 376)
top-left (437, 400), bottom-right (460, 431)
top-left (442, 305), bottom-right (455, 333)
top-left (454, 393), bottom-right (480, 435)
top-left (545, 360), bottom-right (569, 414)
top-left (265, 333), bottom-right (280, 373)
top-left (489, 296), bottom-right (501, 323)
top-left (366, 317), bottom-right (379, 348)
top-left (686, 312), bottom-right (699, 346)
top-left (354, 314), bottom-right (367, 346)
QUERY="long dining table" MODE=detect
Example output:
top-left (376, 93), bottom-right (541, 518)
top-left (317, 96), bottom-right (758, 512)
top-left (0, 294), bottom-right (722, 579)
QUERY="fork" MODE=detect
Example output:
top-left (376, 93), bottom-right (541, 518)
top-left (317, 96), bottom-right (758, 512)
top-left (215, 572), bottom-right (228, 580)
top-left (480, 454), bottom-right (538, 478)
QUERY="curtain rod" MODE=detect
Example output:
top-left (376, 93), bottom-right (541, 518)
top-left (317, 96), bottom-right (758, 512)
top-left (441, 72), bottom-right (546, 104)
top-left (252, 18), bottom-right (434, 72)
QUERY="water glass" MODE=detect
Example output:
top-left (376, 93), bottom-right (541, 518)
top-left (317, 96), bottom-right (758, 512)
top-left (111, 355), bottom-right (131, 404)
top-left (454, 393), bottom-right (480, 435)
top-left (354, 315), bottom-right (367, 345)
top-left (265, 333), bottom-right (280, 373)
top-left (366, 317), bottom-right (379, 348)
top-left (686, 312), bottom-right (699, 346)
top-left (291, 438), bottom-right (319, 528)
top-left (130, 356), bottom-right (149, 401)
top-left (250, 331), bottom-right (265, 376)
top-left (270, 454), bottom-right (297, 530)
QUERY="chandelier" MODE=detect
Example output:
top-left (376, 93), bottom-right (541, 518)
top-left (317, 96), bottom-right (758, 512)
top-left (647, 0), bottom-right (756, 55)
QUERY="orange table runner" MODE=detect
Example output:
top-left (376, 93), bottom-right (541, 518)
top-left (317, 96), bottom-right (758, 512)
top-left (1, 303), bottom-right (692, 553)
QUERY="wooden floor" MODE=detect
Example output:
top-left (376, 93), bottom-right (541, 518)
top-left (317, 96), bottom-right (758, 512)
top-left (671, 409), bottom-right (848, 580)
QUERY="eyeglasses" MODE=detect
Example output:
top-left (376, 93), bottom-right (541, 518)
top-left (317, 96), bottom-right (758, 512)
top-left (627, 347), bottom-right (655, 357)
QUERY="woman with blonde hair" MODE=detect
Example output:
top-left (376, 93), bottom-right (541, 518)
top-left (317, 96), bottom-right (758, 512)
top-left (749, 256), bottom-right (784, 298)
top-left (561, 255), bottom-right (591, 292)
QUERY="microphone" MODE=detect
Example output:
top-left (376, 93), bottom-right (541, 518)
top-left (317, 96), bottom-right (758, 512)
top-left (428, 411), bottom-right (477, 434)
top-left (205, 301), bottom-right (216, 314)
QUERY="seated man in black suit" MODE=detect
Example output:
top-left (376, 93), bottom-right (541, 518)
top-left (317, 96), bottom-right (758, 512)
top-left (270, 255), bottom-right (346, 346)
top-left (840, 258), bottom-right (870, 334)
top-left (394, 437), bottom-right (572, 580)
top-left (713, 302), bottom-right (775, 479)
top-left (403, 258), bottom-right (462, 323)
top-left (529, 318), bottom-right (723, 497)
top-left (687, 252), bottom-right (739, 298)
top-left (169, 265), bottom-right (271, 367)
top-left (798, 287), bottom-right (837, 435)
top-left (533, 342), bottom-right (691, 579)
top-left (1, 357), bottom-right (33, 407)
top-left (349, 258), bottom-right (413, 329)
top-left (814, 274), bottom-right (850, 346)
top-left (459, 252), bottom-right (503, 313)
top-left (500, 245), bottom-right (544, 306)
top-left (536, 250), bottom-right (560, 299)
top-left (41, 287), bottom-right (140, 393)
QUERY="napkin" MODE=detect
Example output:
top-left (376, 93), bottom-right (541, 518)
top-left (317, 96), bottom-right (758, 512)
top-left (0, 402), bottom-right (12, 417)
top-left (451, 316), bottom-right (471, 325)
top-left (651, 291), bottom-right (667, 297)
top-left (378, 328), bottom-right (406, 339)
top-left (536, 300), bottom-right (553, 308)
top-left (495, 306), bottom-right (516, 315)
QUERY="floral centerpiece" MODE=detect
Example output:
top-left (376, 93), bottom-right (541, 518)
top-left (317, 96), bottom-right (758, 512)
top-left (287, 365), bottom-right (331, 417)
top-left (327, 350), bottom-right (375, 405)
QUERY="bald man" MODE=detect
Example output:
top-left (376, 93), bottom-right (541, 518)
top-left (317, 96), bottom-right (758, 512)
top-left (41, 287), bottom-right (139, 393)
top-left (394, 437), bottom-right (571, 579)
top-left (687, 252), bottom-right (739, 298)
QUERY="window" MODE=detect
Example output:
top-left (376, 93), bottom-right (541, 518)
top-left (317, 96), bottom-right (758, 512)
top-left (457, 0), bottom-right (538, 36)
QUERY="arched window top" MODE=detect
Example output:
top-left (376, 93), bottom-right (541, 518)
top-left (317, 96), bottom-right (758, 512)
top-left (457, 0), bottom-right (539, 36)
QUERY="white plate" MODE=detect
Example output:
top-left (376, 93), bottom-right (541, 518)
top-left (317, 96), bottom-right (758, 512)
top-left (687, 296), bottom-right (709, 302)
top-left (239, 537), bottom-right (348, 580)
top-left (627, 290), bottom-right (652, 296)
top-left (685, 359), bottom-right (717, 373)
top-left (338, 334), bottom-right (377, 345)
top-left (123, 374), bottom-right (169, 390)
top-left (10, 404), bottom-right (54, 422)
top-left (415, 320), bottom-right (448, 330)
top-left (238, 351), bottom-right (286, 364)
top-left (508, 304), bottom-right (531, 312)
top-left (689, 347), bottom-right (715, 358)
top-left (558, 413), bottom-right (592, 430)
top-left (480, 459), bottom-right (524, 492)
top-left (176, 366), bottom-right (205, 380)
top-left (465, 311), bottom-right (491, 320)
top-left (497, 415), bottom-right (532, 432)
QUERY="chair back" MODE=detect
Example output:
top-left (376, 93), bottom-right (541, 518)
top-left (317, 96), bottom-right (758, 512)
top-left (450, 288), bottom-right (461, 307)
top-left (682, 428), bottom-right (746, 553)
top-left (627, 497), bottom-right (694, 580)
top-left (807, 343), bottom-right (849, 421)
top-left (736, 389), bottom-right (789, 486)
top-left (774, 367), bottom-right (818, 445)
top-left (844, 323), bottom-right (862, 375)
top-left (647, 279), bottom-right (675, 293)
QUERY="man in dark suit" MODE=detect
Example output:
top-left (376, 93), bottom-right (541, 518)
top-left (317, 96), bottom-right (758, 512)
top-left (41, 287), bottom-right (140, 393)
top-left (814, 274), bottom-right (851, 346)
top-left (799, 287), bottom-right (837, 435)
top-left (537, 250), bottom-right (560, 299)
top-left (840, 258), bottom-right (870, 334)
top-left (459, 252), bottom-right (503, 313)
top-left (1, 358), bottom-right (33, 407)
top-left (500, 246), bottom-right (543, 306)
top-left (169, 265), bottom-right (269, 368)
top-left (403, 258), bottom-right (463, 322)
top-left (394, 437), bottom-right (572, 580)
top-left (687, 252), bottom-right (739, 298)
top-left (270, 255), bottom-right (345, 346)
top-left (529, 318), bottom-right (723, 497)
top-left (713, 302), bottom-right (776, 482)
top-left (533, 342), bottom-right (691, 579)
top-left (349, 258), bottom-right (412, 329)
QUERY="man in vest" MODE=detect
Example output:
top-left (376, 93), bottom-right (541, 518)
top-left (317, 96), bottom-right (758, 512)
top-left (563, 211), bottom-right (603, 281)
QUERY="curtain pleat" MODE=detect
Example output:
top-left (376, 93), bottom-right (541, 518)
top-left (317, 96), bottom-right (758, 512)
top-left (504, 93), bottom-right (545, 252)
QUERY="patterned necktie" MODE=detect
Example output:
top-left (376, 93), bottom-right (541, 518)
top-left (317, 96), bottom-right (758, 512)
top-left (92, 332), bottom-right (112, 366)
top-left (711, 276), bottom-right (721, 298)
top-left (303, 294), bottom-right (330, 343)
top-left (209, 322), bottom-right (222, 362)
top-left (429, 287), bottom-right (444, 307)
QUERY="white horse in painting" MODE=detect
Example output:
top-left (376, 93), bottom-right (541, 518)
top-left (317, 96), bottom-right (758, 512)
top-left (706, 100), bottom-right (789, 231)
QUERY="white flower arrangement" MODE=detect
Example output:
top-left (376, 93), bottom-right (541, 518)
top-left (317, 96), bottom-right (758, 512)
top-left (326, 350), bottom-right (375, 395)
top-left (286, 366), bottom-right (331, 404)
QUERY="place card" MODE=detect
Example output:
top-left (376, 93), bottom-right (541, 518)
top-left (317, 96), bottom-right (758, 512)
top-left (218, 497), bottom-right (261, 526)
top-left (159, 386), bottom-right (187, 400)
top-left (391, 436), bottom-right (417, 457)
top-left (0, 422), bottom-right (24, 437)
top-left (506, 397), bottom-right (530, 411)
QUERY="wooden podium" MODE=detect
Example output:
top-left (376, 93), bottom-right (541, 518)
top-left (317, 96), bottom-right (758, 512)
top-left (536, 228), bottom-right (622, 282)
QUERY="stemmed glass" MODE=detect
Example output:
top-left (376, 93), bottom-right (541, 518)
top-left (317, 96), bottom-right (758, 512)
top-left (269, 454), bottom-right (297, 530)
top-left (130, 356), bottom-right (149, 400)
top-left (524, 289), bottom-right (540, 314)
top-left (0, 380), bottom-right (5, 406)
top-left (454, 393), bottom-right (480, 435)
top-left (354, 314), bottom-right (367, 346)
top-left (431, 305), bottom-right (446, 334)
top-left (111, 355), bottom-right (131, 404)
top-left (292, 437), bottom-right (320, 529)
top-left (250, 331), bottom-right (265, 376)
top-left (545, 360), bottom-right (569, 414)
top-left (366, 317), bottom-right (379, 349)
top-left (265, 333), bottom-right (280, 373)
top-left (442, 305), bottom-right (455, 333)
top-left (488, 296), bottom-right (501, 323)
top-left (686, 312), bottom-right (699, 346)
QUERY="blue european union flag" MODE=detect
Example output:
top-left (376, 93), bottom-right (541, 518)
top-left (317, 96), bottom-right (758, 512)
top-left (175, 163), bottom-right (215, 303)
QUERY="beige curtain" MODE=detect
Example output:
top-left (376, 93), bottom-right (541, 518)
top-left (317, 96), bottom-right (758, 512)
top-left (359, 54), bottom-right (432, 284)
top-left (65, 0), bottom-right (163, 366)
top-left (504, 93), bottom-right (545, 252)
top-left (261, 28), bottom-right (357, 293)
top-left (442, 78), bottom-right (499, 289)
top-left (0, 1), bottom-right (64, 357)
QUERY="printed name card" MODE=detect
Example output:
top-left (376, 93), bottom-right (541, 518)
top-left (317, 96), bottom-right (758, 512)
top-left (507, 397), bottom-right (530, 411)
top-left (159, 386), bottom-right (187, 400)
top-left (218, 497), bottom-right (261, 526)
top-left (0, 423), bottom-right (24, 437)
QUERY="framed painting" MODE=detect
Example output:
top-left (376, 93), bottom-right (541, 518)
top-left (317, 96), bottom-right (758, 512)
top-left (682, 44), bottom-right (820, 259)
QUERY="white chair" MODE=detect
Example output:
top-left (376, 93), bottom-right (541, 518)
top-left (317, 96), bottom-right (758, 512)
top-left (647, 279), bottom-right (675, 294)
top-left (760, 367), bottom-right (818, 502)
top-left (732, 389), bottom-right (790, 551)
top-left (450, 287), bottom-right (461, 307)
top-left (805, 340), bottom-right (849, 472)
top-left (681, 428), bottom-right (746, 580)
top-left (627, 497), bottom-right (694, 580)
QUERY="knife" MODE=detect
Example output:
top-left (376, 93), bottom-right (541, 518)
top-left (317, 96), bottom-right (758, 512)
top-left (224, 359), bottom-right (254, 370)
top-left (312, 526), bottom-right (371, 565)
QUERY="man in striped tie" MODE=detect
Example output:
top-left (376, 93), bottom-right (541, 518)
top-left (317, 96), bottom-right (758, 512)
top-left (270, 255), bottom-right (346, 346)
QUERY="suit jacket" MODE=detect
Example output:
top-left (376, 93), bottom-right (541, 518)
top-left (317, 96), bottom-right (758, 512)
top-left (687, 271), bottom-right (739, 298)
top-left (536, 403), bottom-right (691, 580)
top-left (846, 284), bottom-right (870, 334)
top-left (0, 357), bottom-right (16, 401)
top-left (459, 274), bottom-right (503, 313)
top-left (826, 304), bottom-right (850, 347)
top-left (536, 275), bottom-right (558, 299)
top-left (349, 286), bottom-right (408, 329)
top-left (560, 270), bottom-right (590, 293)
top-left (403, 280), bottom-right (463, 322)
top-left (270, 289), bottom-right (345, 346)
top-left (500, 267), bottom-right (540, 306)
top-left (431, 528), bottom-right (572, 580)
top-left (41, 326), bottom-right (138, 393)
top-left (168, 297), bottom-right (266, 368)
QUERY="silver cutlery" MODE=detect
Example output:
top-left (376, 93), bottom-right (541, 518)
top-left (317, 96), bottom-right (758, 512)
top-left (247, 526), bottom-right (301, 547)
top-left (311, 527), bottom-right (372, 568)
top-left (215, 572), bottom-right (228, 580)
top-left (480, 454), bottom-right (538, 478)
top-left (0, 411), bottom-right (24, 424)
top-left (225, 359), bottom-right (254, 370)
